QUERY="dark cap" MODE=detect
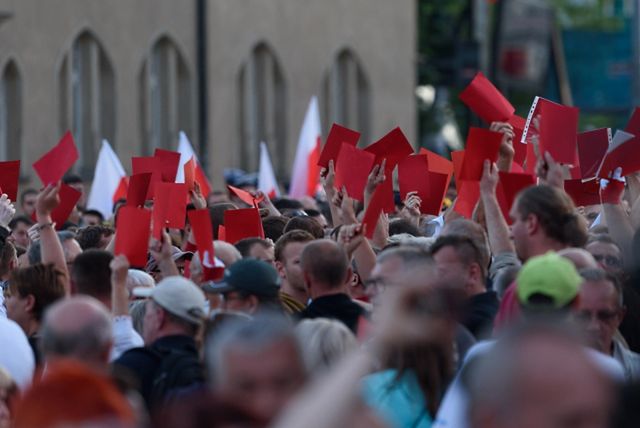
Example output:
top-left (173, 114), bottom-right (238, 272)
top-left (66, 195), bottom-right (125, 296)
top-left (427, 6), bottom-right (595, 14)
top-left (203, 258), bottom-right (281, 297)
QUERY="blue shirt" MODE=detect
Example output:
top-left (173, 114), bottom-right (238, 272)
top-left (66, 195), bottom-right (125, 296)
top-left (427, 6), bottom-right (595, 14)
top-left (362, 369), bottom-right (432, 428)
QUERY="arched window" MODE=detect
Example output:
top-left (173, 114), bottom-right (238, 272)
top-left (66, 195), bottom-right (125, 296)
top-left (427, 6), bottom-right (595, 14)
top-left (140, 36), bottom-right (193, 153)
top-left (0, 60), bottom-right (22, 160)
top-left (238, 42), bottom-right (286, 175)
top-left (59, 31), bottom-right (115, 178)
top-left (321, 49), bottom-right (370, 145)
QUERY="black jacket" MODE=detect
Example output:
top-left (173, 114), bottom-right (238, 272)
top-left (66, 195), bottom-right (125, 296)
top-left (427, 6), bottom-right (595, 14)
top-left (113, 335), bottom-right (204, 410)
top-left (297, 293), bottom-right (368, 333)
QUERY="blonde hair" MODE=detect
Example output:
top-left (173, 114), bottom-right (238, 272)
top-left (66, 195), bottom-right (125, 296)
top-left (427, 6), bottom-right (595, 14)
top-left (295, 318), bottom-right (358, 375)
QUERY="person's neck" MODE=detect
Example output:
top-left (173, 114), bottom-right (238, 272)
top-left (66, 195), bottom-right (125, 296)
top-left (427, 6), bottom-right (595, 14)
top-left (526, 237), bottom-right (567, 260)
top-left (25, 319), bottom-right (40, 337)
top-left (310, 284), bottom-right (348, 300)
top-left (281, 281), bottom-right (308, 306)
top-left (466, 283), bottom-right (487, 298)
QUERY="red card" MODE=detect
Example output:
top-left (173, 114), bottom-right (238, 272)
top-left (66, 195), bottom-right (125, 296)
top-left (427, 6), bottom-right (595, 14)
top-left (496, 172), bottom-right (536, 223)
top-left (318, 124), bottom-right (360, 168)
top-left (525, 138), bottom-right (537, 174)
top-left (153, 149), bottom-right (181, 183)
top-left (152, 183), bottom-right (188, 239)
top-left (459, 72), bottom-right (515, 123)
top-left (538, 100), bottom-right (579, 165)
top-left (459, 128), bottom-right (502, 181)
top-left (224, 208), bottom-right (265, 244)
top-left (334, 143), bottom-right (376, 202)
top-left (217, 225), bottom-right (226, 242)
top-left (126, 173), bottom-right (152, 207)
top-left (577, 129), bottom-right (610, 179)
top-left (33, 131), bottom-right (79, 185)
top-left (115, 206), bottom-right (152, 268)
top-left (113, 176), bottom-right (129, 203)
top-left (509, 115), bottom-right (527, 167)
top-left (184, 157), bottom-right (196, 192)
top-left (511, 162), bottom-right (525, 173)
top-left (598, 130), bottom-right (640, 178)
top-left (419, 148), bottom-right (454, 198)
top-left (0, 161), bottom-right (20, 200)
top-left (378, 178), bottom-right (396, 214)
top-left (188, 208), bottom-right (215, 267)
top-left (132, 157), bottom-right (161, 199)
top-left (364, 127), bottom-right (414, 172)
top-left (51, 184), bottom-right (82, 229)
top-left (423, 172), bottom-right (449, 216)
top-left (362, 185), bottom-right (387, 239)
top-left (398, 154), bottom-right (430, 208)
top-left (563, 179), bottom-right (601, 207)
top-left (451, 150), bottom-right (465, 193)
top-left (228, 185), bottom-right (264, 207)
top-left (453, 182), bottom-right (480, 219)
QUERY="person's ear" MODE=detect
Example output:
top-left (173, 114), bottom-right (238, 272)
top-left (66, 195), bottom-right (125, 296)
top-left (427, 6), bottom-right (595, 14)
top-left (525, 213), bottom-right (539, 235)
top-left (468, 262), bottom-right (482, 284)
top-left (24, 294), bottom-right (36, 313)
top-left (247, 295), bottom-right (260, 314)
top-left (344, 267), bottom-right (353, 286)
top-left (275, 260), bottom-right (286, 279)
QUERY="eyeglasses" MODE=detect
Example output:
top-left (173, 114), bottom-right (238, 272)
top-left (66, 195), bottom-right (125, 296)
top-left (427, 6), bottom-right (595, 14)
top-left (592, 254), bottom-right (622, 268)
top-left (362, 277), bottom-right (389, 295)
top-left (221, 292), bottom-right (248, 303)
top-left (576, 309), bottom-right (619, 323)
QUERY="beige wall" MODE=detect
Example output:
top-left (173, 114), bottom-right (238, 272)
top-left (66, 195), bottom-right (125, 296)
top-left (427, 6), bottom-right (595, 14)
top-left (0, 0), bottom-right (414, 190)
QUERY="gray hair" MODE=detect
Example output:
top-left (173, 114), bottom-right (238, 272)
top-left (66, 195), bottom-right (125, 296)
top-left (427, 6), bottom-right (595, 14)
top-left (376, 245), bottom-right (434, 271)
top-left (129, 299), bottom-right (147, 337)
top-left (579, 268), bottom-right (624, 307)
top-left (294, 318), bottom-right (357, 375)
top-left (205, 312), bottom-right (303, 386)
top-left (40, 296), bottom-right (113, 362)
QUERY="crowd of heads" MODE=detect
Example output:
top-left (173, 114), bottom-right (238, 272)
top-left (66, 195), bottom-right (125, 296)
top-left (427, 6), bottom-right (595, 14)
top-left (2, 128), bottom-right (640, 428)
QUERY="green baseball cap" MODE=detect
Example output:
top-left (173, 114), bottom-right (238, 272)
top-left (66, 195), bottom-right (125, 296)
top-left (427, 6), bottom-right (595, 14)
top-left (202, 258), bottom-right (281, 298)
top-left (516, 252), bottom-right (582, 309)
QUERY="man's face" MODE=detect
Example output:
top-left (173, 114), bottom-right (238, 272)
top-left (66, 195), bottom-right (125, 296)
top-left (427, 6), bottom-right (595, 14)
top-left (249, 244), bottom-right (275, 267)
top-left (82, 214), bottom-right (101, 227)
top-left (509, 204), bottom-right (530, 261)
top-left (577, 280), bottom-right (623, 355)
top-left (4, 288), bottom-right (30, 332)
top-left (367, 256), bottom-right (404, 305)
top-left (432, 246), bottom-right (470, 294)
top-left (217, 338), bottom-right (306, 422)
top-left (586, 242), bottom-right (623, 276)
top-left (220, 291), bottom-right (254, 314)
top-left (21, 194), bottom-right (37, 216)
top-left (142, 301), bottom-right (162, 344)
top-left (10, 222), bottom-right (31, 248)
top-left (277, 242), bottom-right (307, 292)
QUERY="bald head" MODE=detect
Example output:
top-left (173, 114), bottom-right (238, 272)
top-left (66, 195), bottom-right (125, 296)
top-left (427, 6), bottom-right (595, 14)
top-left (214, 241), bottom-right (242, 267)
top-left (469, 325), bottom-right (614, 428)
top-left (558, 248), bottom-right (599, 270)
top-left (41, 296), bottom-right (113, 368)
top-left (300, 239), bottom-right (349, 292)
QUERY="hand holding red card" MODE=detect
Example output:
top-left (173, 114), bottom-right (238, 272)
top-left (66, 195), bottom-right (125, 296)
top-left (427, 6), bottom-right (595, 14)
top-left (228, 185), bottom-right (264, 207)
top-left (115, 206), bottom-right (152, 268)
top-left (334, 143), bottom-right (376, 202)
top-left (459, 128), bottom-right (503, 181)
top-left (0, 161), bottom-right (20, 200)
top-left (33, 131), bottom-right (79, 185)
top-left (224, 208), bottom-right (264, 244)
top-left (564, 179), bottom-right (602, 207)
top-left (398, 155), bottom-right (449, 216)
top-left (318, 124), bottom-right (360, 168)
top-left (459, 72), bottom-right (515, 123)
top-left (32, 183), bottom-right (82, 230)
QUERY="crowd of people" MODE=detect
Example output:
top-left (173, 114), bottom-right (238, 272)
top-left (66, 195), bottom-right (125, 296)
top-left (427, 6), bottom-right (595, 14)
top-left (1, 115), bottom-right (640, 428)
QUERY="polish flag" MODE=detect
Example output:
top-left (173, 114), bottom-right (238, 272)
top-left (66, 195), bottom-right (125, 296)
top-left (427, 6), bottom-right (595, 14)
top-left (87, 140), bottom-right (126, 219)
top-left (176, 131), bottom-right (212, 197)
top-left (289, 96), bottom-right (321, 198)
top-left (258, 142), bottom-right (281, 199)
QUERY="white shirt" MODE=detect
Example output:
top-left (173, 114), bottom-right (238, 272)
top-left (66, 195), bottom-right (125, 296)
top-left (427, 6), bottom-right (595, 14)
top-left (0, 317), bottom-right (35, 390)
top-left (110, 315), bottom-right (144, 361)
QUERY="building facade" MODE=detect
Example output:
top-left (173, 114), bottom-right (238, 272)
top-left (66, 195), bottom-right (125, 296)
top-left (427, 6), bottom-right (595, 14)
top-left (0, 0), bottom-right (414, 189)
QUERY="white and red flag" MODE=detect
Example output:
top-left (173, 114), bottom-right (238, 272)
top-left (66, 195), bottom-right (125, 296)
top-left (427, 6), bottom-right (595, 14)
top-left (176, 131), bottom-right (212, 197)
top-left (258, 142), bottom-right (281, 199)
top-left (289, 96), bottom-right (321, 198)
top-left (87, 140), bottom-right (126, 219)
